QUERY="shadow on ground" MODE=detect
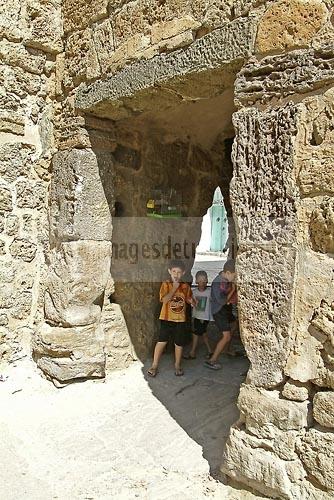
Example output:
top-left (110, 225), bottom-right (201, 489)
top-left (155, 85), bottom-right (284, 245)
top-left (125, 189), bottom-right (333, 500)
top-left (142, 326), bottom-right (249, 480)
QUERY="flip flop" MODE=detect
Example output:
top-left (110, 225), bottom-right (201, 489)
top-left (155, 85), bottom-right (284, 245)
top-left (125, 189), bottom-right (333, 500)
top-left (204, 361), bottom-right (222, 370)
top-left (147, 367), bottom-right (158, 377)
top-left (182, 354), bottom-right (196, 360)
top-left (175, 368), bottom-right (184, 376)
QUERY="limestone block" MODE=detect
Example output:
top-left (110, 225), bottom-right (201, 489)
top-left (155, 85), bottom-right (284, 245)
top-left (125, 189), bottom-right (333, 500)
top-left (44, 241), bottom-right (111, 326)
top-left (62, 0), bottom-right (108, 34)
top-left (126, 34), bottom-right (151, 60)
top-left (223, 425), bottom-right (306, 499)
top-left (34, 322), bottom-right (106, 383)
top-left (151, 16), bottom-right (201, 44)
top-left (9, 238), bottom-right (37, 262)
top-left (256, 0), bottom-right (328, 53)
top-left (297, 428), bottom-right (334, 490)
top-left (0, 40), bottom-right (46, 75)
top-left (241, 414), bottom-right (301, 461)
top-left (0, 143), bottom-right (34, 183)
top-left (282, 379), bottom-right (311, 402)
top-left (0, 185), bottom-right (13, 212)
top-left (15, 179), bottom-right (46, 210)
top-left (92, 19), bottom-right (115, 75)
top-left (37, 356), bottom-right (105, 384)
top-left (285, 251), bottom-right (334, 383)
top-left (237, 248), bottom-right (296, 387)
top-left (0, 286), bottom-right (13, 309)
top-left (296, 89), bottom-right (334, 197)
top-left (0, 0), bottom-right (23, 41)
top-left (50, 149), bottom-right (112, 243)
top-left (75, 17), bottom-right (257, 113)
top-left (35, 322), bottom-right (104, 357)
top-left (0, 313), bottom-right (8, 326)
top-left (235, 47), bottom-right (334, 107)
top-left (310, 198), bottom-right (334, 253)
top-left (11, 290), bottom-right (32, 320)
top-left (23, 0), bottom-right (63, 54)
top-left (231, 104), bottom-right (298, 246)
top-left (5, 214), bottom-right (19, 236)
top-left (158, 30), bottom-right (194, 52)
top-left (313, 392), bottom-right (334, 427)
top-left (0, 111), bottom-right (25, 135)
top-left (64, 26), bottom-right (101, 86)
top-left (0, 65), bottom-right (42, 99)
top-left (238, 385), bottom-right (309, 432)
top-left (102, 302), bottom-right (136, 371)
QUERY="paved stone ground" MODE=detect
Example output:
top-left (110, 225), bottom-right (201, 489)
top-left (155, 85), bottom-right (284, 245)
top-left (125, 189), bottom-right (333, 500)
top-left (0, 345), bottom-right (264, 500)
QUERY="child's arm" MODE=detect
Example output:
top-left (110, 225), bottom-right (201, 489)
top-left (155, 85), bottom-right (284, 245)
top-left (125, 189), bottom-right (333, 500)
top-left (227, 283), bottom-right (236, 304)
top-left (185, 286), bottom-right (196, 307)
top-left (161, 281), bottom-right (179, 304)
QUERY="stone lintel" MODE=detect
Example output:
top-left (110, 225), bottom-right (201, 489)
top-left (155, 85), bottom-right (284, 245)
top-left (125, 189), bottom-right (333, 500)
top-left (75, 17), bottom-right (256, 117)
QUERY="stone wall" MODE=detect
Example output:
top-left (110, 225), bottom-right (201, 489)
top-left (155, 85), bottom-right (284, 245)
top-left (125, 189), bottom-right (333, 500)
top-left (0, 0), bottom-right (62, 369)
top-left (2, 0), bottom-right (334, 497)
top-left (222, 7), bottom-right (334, 497)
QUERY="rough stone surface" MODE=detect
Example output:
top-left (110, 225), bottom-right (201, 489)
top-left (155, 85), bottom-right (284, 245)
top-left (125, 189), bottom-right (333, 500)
top-left (235, 46), bottom-right (334, 107)
top-left (0, 185), bottom-right (13, 211)
top-left (296, 88), bottom-right (334, 197)
top-left (49, 148), bottom-right (113, 244)
top-left (256, 0), bottom-right (328, 53)
top-left (236, 248), bottom-right (296, 388)
top-left (313, 392), bottom-right (334, 427)
top-left (282, 379), bottom-right (311, 402)
top-left (223, 425), bottom-right (307, 499)
top-left (284, 253), bottom-right (334, 384)
top-left (75, 17), bottom-right (257, 113)
top-left (44, 240), bottom-right (111, 326)
top-left (231, 104), bottom-right (298, 246)
top-left (297, 428), bottom-right (334, 490)
top-left (310, 197), bottom-right (334, 253)
top-left (238, 385), bottom-right (309, 432)
top-left (1, 2), bottom-right (334, 499)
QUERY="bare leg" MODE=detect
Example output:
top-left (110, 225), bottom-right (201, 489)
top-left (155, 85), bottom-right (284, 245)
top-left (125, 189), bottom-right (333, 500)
top-left (150, 341), bottom-right (168, 370)
top-left (174, 344), bottom-right (183, 371)
top-left (190, 334), bottom-right (199, 357)
top-left (210, 331), bottom-right (231, 363)
top-left (203, 332), bottom-right (211, 354)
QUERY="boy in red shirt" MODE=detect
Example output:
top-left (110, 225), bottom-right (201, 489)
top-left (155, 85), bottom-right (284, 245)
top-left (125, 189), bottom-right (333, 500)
top-left (147, 260), bottom-right (195, 377)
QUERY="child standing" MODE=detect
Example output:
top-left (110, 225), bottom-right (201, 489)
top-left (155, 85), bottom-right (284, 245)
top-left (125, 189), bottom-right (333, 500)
top-left (147, 260), bottom-right (195, 377)
top-left (183, 270), bottom-right (212, 360)
top-left (205, 259), bottom-right (236, 370)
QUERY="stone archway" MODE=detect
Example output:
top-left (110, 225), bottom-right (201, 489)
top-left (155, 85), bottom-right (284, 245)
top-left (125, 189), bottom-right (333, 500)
top-left (33, 14), bottom-right (334, 499)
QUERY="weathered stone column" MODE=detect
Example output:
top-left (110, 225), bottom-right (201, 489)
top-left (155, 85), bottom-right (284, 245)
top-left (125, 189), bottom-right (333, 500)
top-left (223, 44), bottom-right (334, 499)
top-left (33, 147), bottom-right (113, 385)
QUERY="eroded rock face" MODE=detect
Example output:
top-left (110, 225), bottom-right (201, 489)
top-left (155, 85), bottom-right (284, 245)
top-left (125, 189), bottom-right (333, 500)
top-left (256, 0), bottom-right (328, 53)
top-left (50, 148), bottom-right (113, 244)
top-left (313, 392), bottom-right (334, 427)
top-left (297, 428), bottom-right (334, 490)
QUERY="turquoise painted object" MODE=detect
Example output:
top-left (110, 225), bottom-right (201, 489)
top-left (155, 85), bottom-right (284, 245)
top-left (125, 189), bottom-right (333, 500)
top-left (210, 187), bottom-right (228, 252)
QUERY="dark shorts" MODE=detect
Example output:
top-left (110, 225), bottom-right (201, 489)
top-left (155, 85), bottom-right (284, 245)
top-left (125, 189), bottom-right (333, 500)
top-left (159, 320), bottom-right (189, 347)
top-left (213, 304), bottom-right (233, 332)
top-left (193, 318), bottom-right (209, 336)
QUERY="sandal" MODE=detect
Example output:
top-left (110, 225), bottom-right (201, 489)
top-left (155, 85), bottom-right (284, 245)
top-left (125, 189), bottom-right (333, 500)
top-left (175, 368), bottom-right (184, 376)
top-left (147, 367), bottom-right (158, 377)
top-left (182, 354), bottom-right (196, 360)
top-left (204, 360), bottom-right (222, 370)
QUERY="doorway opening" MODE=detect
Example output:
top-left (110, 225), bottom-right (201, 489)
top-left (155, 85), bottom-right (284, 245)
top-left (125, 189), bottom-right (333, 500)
top-left (87, 79), bottom-right (248, 481)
